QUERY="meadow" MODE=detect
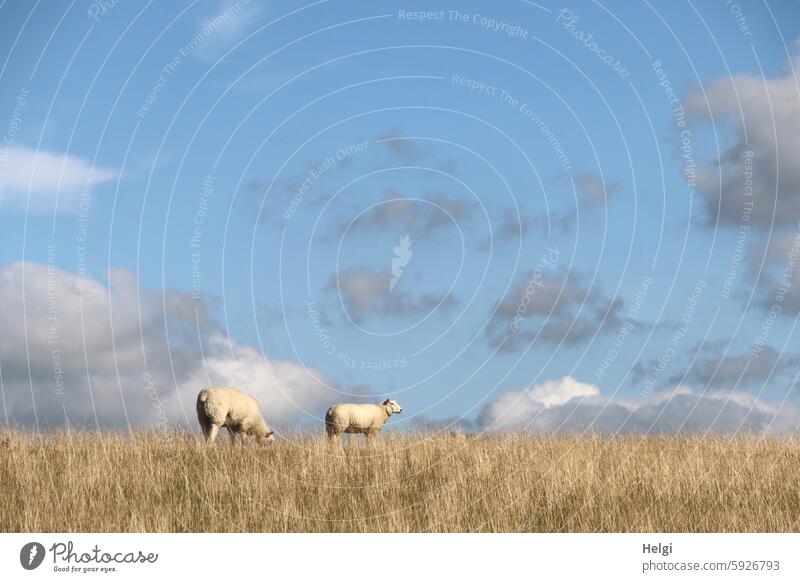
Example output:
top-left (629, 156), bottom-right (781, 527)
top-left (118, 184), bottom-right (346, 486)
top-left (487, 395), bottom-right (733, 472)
top-left (1, 430), bottom-right (799, 532)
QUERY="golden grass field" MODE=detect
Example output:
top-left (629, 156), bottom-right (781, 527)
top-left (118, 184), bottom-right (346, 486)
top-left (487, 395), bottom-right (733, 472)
top-left (1, 429), bottom-right (799, 532)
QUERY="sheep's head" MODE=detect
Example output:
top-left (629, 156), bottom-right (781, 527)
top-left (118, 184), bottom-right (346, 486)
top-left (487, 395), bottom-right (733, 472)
top-left (257, 430), bottom-right (275, 444)
top-left (382, 399), bottom-right (402, 415)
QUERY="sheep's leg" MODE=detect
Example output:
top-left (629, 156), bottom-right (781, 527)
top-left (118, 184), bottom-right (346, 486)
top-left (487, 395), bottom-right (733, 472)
top-left (325, 423), bottom-right (339, 444)
top-left (207, 424), bottom-right (220, 444)
top-left (228, 427), bottom-right (238, 445)
top-left (199, 420), bottom-right (212, 442)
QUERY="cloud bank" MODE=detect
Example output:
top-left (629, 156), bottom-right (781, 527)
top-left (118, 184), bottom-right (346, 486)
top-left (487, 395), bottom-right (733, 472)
top-left (0, 262), bottom-right (339, 429)
top-left (478, 376), bottom-right (799, 434)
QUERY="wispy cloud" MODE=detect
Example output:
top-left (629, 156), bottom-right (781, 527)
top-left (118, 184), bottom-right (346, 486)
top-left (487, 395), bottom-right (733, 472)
top-left (741, 232), bottom-right (800, 317)
top-left (477, 208), bottom-right (540, 250)
top-left (2, 146), bottom-right (116, 213)
top-left (335, 188), bottom-right (473, 240)
top-left (375, 130), bottom-right (460, 176)
top-left (326, 266), bottom-right (458, 324)
top-left (376, 130), bottom-right (430, 162)
top-left (551, 171), bottom-right (623, 231)
top-left (486, 268), bottom-right (627, 351)
top-left (191, 0), bottom-right (263, 62)
top-left (682, 343), bottom-right (799, 389)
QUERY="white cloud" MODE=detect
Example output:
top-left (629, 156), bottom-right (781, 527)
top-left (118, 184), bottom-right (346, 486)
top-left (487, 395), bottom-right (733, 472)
top-left (478, 376), bottom-right (800, 434)
top-left (478, 377), bottom-right (600, 428)
top-left (2, 146), bottom-right (116, 213)
top-left (179, 338), bottom-right (333, 425)
top-left (0, 262), bottom-right (340, 430)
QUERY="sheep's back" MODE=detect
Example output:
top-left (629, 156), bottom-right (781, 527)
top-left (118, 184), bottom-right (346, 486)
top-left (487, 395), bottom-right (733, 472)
top-left (328, 403), bottom-right (384, 429)
top-left (198, 387), bottom-right (259, 425)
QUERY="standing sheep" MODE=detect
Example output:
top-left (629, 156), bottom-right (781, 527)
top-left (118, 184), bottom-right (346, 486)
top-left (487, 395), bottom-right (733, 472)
top-left (325, 399), bottom-right (402, 442)
top-left (196, 387), bottom-right (275, 444)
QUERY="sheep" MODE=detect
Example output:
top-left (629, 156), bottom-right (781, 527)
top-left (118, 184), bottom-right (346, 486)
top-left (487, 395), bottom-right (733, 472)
top-left (325, 399), bottom-right (402, 442)
top-left (196, 387), bottom-right (275, 445)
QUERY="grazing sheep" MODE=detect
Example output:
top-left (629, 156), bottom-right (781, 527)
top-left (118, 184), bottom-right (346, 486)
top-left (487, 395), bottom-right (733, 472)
top-left (196, 387), bottom-right (275, 444)
top-left (325, 399), bottom-right (402, 442)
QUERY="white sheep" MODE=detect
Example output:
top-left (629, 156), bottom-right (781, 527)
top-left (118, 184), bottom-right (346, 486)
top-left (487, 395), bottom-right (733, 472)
top-left (196, 387), bottom-right (275, 444)
top-left (325, 399), bottom-right (402, 442)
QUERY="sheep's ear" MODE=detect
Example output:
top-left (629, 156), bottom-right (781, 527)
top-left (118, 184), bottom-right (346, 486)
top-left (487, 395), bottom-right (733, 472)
top-left (382, 399), bottom-right (391, 405)
top-left (265, 431), bottom-right (274, 438)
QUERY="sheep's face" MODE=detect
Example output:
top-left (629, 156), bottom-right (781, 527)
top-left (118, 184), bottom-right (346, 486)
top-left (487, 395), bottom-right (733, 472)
top-left (258, 430), bottom-right (275, 444)
top-left (382, 399), bottom-right (402, 415)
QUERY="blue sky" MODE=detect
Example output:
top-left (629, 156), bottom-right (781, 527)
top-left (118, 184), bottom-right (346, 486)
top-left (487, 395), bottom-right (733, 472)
top-left (2, 0), bottom-right (800, 434)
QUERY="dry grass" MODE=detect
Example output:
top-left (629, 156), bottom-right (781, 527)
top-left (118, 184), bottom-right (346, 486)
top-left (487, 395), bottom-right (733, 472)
top-left (1, 429), bottom-right (799, 532)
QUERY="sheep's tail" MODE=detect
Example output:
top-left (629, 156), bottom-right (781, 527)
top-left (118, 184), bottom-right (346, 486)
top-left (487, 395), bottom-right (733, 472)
top-left (196, 391), bottom-right (211, 426)
top-left (195, 391), bottom-right (212, 440)
top-left (324, 407), bottom-right (336, 436)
